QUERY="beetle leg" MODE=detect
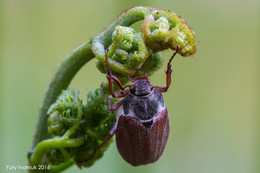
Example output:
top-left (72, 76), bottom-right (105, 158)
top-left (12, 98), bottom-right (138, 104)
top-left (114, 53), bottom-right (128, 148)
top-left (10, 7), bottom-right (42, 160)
top-left (105, 49), bottom-right (132, 97)
top-left (107, 75), bottom-right (124, 91)
top-left (101, 83), bottom-right (126, 111)
top-left (104, 93), bottom-right (124, 112)
top-left (128, 76), bottom-right (134, 82)
top-left (154, 47), bottom-right (179, 93)
top-left (75, 124), bottom-right (117, 165)
top-left (107, 75), bottom-right (132, 98)
top-left (94, 123), bottom-right (117, 152)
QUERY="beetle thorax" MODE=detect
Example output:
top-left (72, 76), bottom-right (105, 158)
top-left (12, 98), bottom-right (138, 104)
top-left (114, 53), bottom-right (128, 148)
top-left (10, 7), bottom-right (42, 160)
top-left (121, 89), bottom-right (165, 121)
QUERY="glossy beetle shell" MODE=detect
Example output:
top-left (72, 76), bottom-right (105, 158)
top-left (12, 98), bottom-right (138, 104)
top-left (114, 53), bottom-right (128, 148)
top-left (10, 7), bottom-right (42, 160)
top-left (116, 107), bottom-right (169, 166)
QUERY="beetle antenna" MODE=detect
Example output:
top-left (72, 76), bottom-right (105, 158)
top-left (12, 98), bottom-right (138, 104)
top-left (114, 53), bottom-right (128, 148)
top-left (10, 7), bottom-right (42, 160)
top-left (128, 76), bottom-right (134, 82)
top-left (105, 49), bottom-right (112, 75)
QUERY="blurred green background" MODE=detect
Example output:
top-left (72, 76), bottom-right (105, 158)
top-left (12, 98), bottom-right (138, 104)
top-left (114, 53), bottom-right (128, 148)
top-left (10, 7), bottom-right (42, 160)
top-left (1, 0), bottom-right (259, 172)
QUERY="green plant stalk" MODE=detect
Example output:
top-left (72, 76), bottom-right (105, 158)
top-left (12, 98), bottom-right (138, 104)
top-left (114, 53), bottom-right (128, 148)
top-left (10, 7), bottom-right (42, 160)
top-left (50, 159), bottom-right (75, 173)
top-left (31, 137), bottom-right (84, 165)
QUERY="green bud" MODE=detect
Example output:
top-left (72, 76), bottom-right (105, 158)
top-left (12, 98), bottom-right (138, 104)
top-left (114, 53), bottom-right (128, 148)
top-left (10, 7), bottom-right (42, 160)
top-left (47, 89), bottom-right (83, 137)
top-left (142, 12), bottom-right (196, 56)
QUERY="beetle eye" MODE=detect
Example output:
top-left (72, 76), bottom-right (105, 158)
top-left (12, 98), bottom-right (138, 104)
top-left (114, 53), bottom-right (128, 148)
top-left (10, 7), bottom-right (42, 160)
top-left (150, 85), bottom-right (153, 91)
top-left (130, 87), bottom-right (136, 94)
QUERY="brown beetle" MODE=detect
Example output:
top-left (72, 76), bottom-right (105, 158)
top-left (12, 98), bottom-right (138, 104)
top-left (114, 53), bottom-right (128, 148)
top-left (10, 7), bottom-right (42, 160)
top-left (90, 48), bottom-right (178, 166)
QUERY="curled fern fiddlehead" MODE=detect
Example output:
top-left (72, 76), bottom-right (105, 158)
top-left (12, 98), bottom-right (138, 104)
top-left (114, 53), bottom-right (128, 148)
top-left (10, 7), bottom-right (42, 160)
top-left (47, 89), bottom-right (83, 137)
top-left (142, 10), bottom-right (196, 56)
top-left (95, 25), bottom-right (163, 78)
top-left (30, 88), bottom-right (116, 169)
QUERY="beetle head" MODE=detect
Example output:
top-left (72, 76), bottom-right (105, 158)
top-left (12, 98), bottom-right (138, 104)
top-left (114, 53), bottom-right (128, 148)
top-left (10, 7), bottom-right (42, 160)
top-left (130, 77), bottom-right (153, 96)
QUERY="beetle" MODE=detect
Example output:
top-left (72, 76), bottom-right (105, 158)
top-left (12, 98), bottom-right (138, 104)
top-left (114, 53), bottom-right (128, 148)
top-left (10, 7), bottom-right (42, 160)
top-left (84, 48), bottom-right (179, 166)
